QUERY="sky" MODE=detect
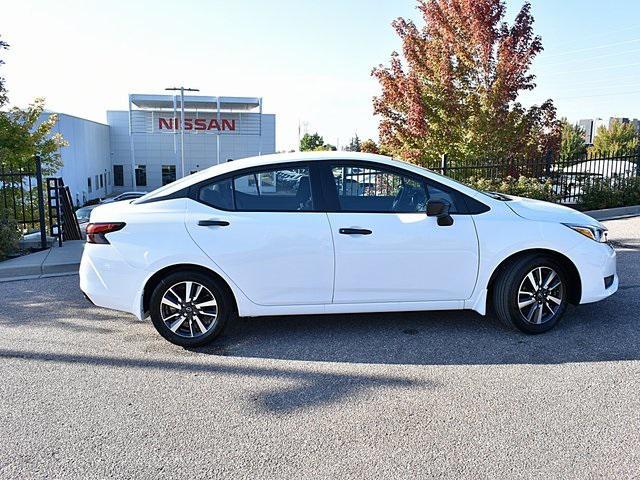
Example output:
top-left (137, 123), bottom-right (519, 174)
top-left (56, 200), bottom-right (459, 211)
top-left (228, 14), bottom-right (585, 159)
top-left (2, 0), bottom-right (640, 151)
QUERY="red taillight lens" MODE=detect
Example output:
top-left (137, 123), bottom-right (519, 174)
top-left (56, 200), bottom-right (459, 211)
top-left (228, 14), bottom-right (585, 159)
top-left (86, 222), bottom-right (125, 244)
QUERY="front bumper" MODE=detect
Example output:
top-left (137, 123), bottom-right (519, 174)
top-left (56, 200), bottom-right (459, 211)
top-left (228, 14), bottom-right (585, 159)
top-left (575, 242), bottom-right (618, 304)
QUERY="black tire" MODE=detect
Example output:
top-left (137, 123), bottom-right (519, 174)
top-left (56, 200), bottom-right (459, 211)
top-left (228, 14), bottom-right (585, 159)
top-left (149, 270), bottom-right (232, 347)
top-left (492, 254), bottom-right (569, 334)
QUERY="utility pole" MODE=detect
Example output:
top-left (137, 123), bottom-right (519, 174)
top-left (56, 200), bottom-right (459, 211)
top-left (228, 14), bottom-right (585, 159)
top-left (165, 86), bottom-right (199, 178)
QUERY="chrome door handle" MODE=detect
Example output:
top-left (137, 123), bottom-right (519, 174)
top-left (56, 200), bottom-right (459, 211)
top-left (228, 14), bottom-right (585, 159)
top-left (198, 220), bottom-right (230, 227)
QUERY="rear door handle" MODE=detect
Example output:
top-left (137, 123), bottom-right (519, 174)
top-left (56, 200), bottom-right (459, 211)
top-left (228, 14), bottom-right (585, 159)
top-left (198, 219), bottom-right (230, 227)
top-left (339, 228), bottom-right (372, 235)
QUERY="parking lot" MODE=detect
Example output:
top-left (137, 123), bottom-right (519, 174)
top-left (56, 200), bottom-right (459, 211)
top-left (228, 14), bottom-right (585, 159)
top-left (1, 217), bottom-right (639, 479)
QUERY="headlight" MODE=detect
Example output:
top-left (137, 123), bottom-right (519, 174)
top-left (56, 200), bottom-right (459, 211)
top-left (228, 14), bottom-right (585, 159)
top-left (564, 224), bottom-right (608, 243)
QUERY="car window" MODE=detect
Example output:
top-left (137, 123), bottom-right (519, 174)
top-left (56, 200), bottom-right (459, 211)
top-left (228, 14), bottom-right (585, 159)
top-left (426, 181), bottom-right (462, 214)
top-left (331, 165), bottom-right (427, 213)
top-left (233, 167), bottom-right (313, 211)
top-left (199, 178), bottom-right (234, 210)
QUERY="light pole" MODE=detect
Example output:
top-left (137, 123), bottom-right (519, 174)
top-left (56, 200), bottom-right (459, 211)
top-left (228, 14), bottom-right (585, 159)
top-left (165, 86), bottom-right (199, 178)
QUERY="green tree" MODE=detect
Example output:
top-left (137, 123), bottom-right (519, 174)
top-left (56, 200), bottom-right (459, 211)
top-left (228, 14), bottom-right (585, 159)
top-left (300, 132), bottom-right (324, 151)
top-left (560, 119), bottom-right (587, 160)
top-left (372, 0), bottom-right (559, 166)
top-left (345, 134), bottom-right (361, 152)
top-left (591, 120), bottom-right (639, 155)
top-left (0, 97), bottom-right (67, 174)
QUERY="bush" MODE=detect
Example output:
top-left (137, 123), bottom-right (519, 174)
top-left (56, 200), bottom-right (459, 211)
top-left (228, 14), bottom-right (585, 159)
top-left (463, 175), bottom-right (557, 202)
top-left (0, 209), bottom-right (21, 259)
top-left (581, 177), bottom-right (640, 211)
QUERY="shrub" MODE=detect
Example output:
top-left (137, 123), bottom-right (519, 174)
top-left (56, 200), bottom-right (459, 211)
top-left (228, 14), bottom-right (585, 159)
top-left (0, 209), bottom-right (21, 259)
top-left (463, 175), bottom-right (557, 202)
top-left (581, 177), bottom-right (640, 211)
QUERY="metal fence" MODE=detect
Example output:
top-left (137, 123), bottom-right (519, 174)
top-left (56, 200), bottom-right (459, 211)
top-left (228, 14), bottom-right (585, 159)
top-left (428, 151), bottom-right (640, 207)
top-left (0, 156), bottom-right (47, 249)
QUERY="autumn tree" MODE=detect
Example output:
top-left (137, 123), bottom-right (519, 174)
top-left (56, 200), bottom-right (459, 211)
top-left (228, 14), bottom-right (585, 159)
top-left (372, 0), bottom-right (559, 167)
top-left (360, 139), bottom-right (380, 154)
top-left (591, 120), bottom-right (639, 155)
top-left (560, 119), bottom-right (587, 160)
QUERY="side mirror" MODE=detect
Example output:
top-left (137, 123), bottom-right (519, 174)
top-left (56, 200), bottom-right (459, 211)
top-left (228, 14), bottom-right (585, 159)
top-left (426, 199), bottom-right (454, 226)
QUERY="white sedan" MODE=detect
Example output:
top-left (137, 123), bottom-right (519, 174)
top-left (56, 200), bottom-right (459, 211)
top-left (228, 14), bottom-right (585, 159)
top-left (80, 152), bottom-right (617, 347)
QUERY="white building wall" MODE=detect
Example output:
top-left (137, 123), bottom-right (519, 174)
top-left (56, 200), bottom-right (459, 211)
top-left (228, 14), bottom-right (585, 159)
top-left (47, 113), bottom-right (112, 206)
top-left (107, 111), bottom-right (276, 191)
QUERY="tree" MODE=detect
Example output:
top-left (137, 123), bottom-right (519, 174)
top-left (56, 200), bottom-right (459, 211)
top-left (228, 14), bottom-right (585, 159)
top-left (345, 134), bottom-right (361, 152)
top-left (360, 139), bottom-right (380, 154)
top-left (591, 120), bottom-right (639, 155)
top-left (0, 98), bottom-right (67, 174)
top-left (300, 132), bottom-right (324, 151)
top-left (560, 119), bottom-right (587, 160)
top-left (372, 0), bottom-right (559, 166)
top-left (0, 36), bottom-right (8, 108)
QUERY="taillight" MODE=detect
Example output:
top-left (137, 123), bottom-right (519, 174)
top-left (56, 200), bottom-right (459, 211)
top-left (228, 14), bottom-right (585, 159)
top-left (86, 222), bottom-right (126, 244)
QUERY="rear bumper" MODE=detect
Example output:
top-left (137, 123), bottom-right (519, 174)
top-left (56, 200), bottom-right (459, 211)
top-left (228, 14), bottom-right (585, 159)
top-left (79, 244), bottom-right (146, 319)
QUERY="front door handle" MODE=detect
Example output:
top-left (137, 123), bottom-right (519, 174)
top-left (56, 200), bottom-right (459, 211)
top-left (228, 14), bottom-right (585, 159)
top-left (339, 228), bottom-right (372, 235)
top-left (198, 219), bottom-right (230, 227)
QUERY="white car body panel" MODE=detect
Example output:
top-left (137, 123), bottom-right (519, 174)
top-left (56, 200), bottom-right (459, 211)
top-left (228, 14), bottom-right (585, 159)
top-left (327, 212), bottom-right (479, 303)
top-left (79, 152), bottom-right (618, 324)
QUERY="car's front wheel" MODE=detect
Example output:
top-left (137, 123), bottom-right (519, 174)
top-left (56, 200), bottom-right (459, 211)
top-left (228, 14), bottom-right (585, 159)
top-left (493, 255), bottom-right (569, 334)
top-left (149, 270), bottom-right (231, 347)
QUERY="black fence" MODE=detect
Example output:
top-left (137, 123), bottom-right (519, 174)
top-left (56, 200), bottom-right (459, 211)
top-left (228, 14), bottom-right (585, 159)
top-left (0, 156), bottom-right (47, 250)
top-left (427, 151), bottom-right (640, 208)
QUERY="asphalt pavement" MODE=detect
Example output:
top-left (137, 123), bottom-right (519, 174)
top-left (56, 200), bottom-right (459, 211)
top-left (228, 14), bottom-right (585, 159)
top-left (1, 217), bottom-right (639, 479)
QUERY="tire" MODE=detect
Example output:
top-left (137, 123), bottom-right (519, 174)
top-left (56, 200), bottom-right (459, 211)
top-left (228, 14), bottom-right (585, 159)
top-left (492, 254), bottom-right (569, 334)
top-left (149, 270), bottom-right (232, 347)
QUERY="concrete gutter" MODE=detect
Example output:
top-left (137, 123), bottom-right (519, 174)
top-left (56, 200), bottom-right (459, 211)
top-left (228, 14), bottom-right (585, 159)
top-left (584, 205), bottom-right (640, 221)
top-left (0, 240), bottom-right (84, 283)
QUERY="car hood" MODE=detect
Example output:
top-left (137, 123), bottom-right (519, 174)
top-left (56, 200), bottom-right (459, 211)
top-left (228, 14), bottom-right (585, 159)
top-left (504, 195), bottom-right (603, 228)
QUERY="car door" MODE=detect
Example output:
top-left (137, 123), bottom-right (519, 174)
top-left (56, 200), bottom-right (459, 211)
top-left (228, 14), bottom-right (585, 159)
top-left (324, 161), bottom-right (479, 304)
top-left (185, 163), bottom-right (334, 306)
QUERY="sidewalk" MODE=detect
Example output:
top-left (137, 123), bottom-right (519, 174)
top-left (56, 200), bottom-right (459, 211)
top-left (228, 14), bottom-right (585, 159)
top-left (0, 240), bottom-right (84, 282)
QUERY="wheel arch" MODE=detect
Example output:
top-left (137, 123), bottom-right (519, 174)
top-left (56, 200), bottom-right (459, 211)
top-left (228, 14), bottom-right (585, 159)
top-left (142, 263), bottom-right (238, 318)
top-left (486, 249), bottom-right (582, 306)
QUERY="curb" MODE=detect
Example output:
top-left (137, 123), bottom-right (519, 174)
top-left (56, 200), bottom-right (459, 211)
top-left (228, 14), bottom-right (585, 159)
top-left (584, 205), bottom-right (640, 221)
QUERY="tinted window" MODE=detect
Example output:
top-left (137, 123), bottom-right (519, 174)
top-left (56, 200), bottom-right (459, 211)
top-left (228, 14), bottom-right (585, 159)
top-left (233, 167), bottom-right (313, 211)
top-left (199, 178), bottom-right (234, 210)
top-left (162, 165), bottom-right (176, 186)
top-left (135, 165), bottom-right (147, 187)
top-left (331, 165), bottom-right (426, 213)
top-left (426, 181), bottom-right (462, 214)
top-left (113, 165), bottom-right (124, 187)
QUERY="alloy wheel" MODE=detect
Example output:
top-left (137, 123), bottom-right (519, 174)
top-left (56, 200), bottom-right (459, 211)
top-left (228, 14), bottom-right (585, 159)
top-left (160, 281), bottom-right (218, 338)
top-left (517, 266), bottom-right (564, 325)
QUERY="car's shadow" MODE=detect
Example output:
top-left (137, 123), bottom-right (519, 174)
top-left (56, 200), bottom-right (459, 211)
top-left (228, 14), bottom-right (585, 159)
top-left (193, 249), bottom-right (640, 366)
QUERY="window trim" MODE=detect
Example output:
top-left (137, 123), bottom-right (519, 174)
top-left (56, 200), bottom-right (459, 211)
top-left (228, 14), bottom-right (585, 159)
top-left (192, 161), bottom-right (325, 213)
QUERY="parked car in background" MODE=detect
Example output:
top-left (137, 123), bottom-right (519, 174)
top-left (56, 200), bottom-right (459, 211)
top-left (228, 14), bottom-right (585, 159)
top-left (80, 152), bottom-right (618, 347)
top-left (75, 205), bottom-right (98, 224)
top-left (101, 191), bottom-right (147, 204)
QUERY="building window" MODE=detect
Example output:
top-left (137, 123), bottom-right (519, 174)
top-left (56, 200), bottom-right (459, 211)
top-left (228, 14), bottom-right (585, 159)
top-left (99, 174), bottom-right (104, 189)
top-left (87, 177), bottom-right (92, 193)
top-left (162, 165), bottom-right (176, 186)
top-left (135, 165), bottom-right (147, 187)
top-left (113, 165), bottom-right (124, 187)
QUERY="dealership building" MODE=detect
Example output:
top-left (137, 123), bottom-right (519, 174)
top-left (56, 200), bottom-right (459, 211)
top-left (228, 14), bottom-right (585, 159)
top-left (46, 93), bottom-right (275, 206)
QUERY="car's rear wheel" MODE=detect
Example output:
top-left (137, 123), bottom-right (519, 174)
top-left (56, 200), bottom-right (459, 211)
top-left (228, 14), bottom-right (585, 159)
top-left (493, 255), bottom-right (569, 334)
top-left (149, 270), bottom-right (231, 347)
